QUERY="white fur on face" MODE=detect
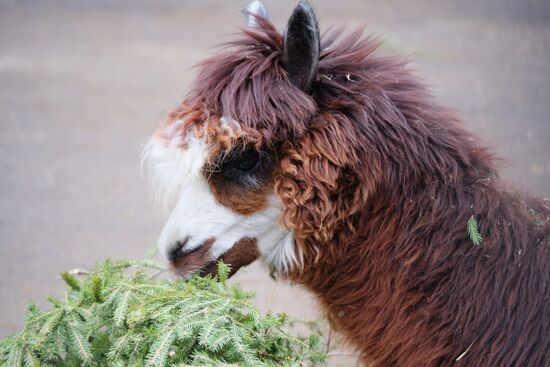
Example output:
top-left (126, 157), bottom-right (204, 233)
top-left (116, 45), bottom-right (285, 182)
top-left (142, 125), bottom-right (299, 274)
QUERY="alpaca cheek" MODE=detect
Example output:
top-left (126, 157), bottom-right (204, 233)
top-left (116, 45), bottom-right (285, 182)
top-left (156, 174), bottom-right (244, 261)
top-left (160, 188), bottom-right (293, 274)
top-left (201, 237), bottom-right (260, 276)
top-left (209, 181), bottom-right (270, 215)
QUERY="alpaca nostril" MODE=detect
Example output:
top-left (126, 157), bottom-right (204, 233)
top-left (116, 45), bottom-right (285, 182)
top-left (167, 236), bottom-right (190, 262)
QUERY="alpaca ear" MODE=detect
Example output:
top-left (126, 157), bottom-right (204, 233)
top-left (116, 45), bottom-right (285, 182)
top-left (245, 0), bottom-right (268, 28)
top-left (283, 1), bottom-right (320, 92)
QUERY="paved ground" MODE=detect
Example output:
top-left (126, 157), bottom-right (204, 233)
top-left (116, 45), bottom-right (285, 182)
top-left (1, 0), bottom-right (549, 363)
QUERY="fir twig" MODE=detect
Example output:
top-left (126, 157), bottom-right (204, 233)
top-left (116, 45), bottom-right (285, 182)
top-left (0, 259), bottom-right (326, 367)
top-left (60, 272), bottom-right (81, 291)
top-left (467, 215), bottom-right (483, 245)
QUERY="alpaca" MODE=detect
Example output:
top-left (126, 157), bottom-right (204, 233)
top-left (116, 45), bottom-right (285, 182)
top-left (144, 1), bottom-right (550, 365)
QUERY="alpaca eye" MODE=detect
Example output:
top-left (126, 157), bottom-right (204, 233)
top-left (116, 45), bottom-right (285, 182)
top-left (216, 147), bottom-right (271, 188)
top-left (233, 149), bottom-right (261, 173)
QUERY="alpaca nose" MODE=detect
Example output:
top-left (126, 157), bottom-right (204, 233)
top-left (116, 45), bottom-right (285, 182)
top-left (167, 236), bottom-right (191, 262)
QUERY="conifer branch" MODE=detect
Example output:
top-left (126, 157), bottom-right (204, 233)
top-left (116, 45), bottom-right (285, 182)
top-left (0, 259), bottom-right (327, 367)
top-left (467, 215), bottom-right (483, 245)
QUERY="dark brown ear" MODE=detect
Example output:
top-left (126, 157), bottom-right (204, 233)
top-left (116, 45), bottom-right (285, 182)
top-left (283, 1), bottom-right (320, 92)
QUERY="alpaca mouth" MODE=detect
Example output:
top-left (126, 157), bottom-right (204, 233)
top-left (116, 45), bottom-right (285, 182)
top-left (171, 258), bottom-right (225, 279)
top-left (168, 237), bottom-right (260, 280)
top-left (168, 238), bottom-right (221, 279)
top-left (196, 260), bottom-right (223, 277)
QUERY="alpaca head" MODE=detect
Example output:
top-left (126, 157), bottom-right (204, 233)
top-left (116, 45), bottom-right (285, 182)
top-left (144, 1), bottom-right (331, 278)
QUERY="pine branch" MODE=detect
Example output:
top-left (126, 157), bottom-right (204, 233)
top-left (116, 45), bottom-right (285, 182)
top-left (146, 327), bottom-right (176, 367)
top-left (114, 289), bottom-right (131, 327)
top-left (60, 272), bottom-right (81, 291)
top-left (467, 215), bottom-right (483, 245)
top-left (22, 347), bottom-right (39, 367)
top-left (6, 346), bottom-right (23, 367)
top-left (0, 259), bottom-right (326, 367)
top-left (66, 322), bottom-right (92, 364)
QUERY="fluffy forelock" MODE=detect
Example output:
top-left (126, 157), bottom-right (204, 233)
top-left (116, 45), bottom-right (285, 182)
top-left (168, 17), bottom-right (315, 146)
top-left (165, 17), bottom-right (386, 147)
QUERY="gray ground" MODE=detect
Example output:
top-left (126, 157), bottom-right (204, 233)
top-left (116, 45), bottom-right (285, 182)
top-left (1, 0), bottom-right (549, 362)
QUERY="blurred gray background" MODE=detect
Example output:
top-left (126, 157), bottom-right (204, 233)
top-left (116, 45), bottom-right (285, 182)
top-left (1, 0), bottom-right (549, 361)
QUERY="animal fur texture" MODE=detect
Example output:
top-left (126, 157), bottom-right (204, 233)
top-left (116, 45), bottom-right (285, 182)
top-left (148, 4), bottom-right (550, 366)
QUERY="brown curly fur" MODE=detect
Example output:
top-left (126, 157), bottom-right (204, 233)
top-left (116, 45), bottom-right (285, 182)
top-left (163, 17), bottom-right (550, 366)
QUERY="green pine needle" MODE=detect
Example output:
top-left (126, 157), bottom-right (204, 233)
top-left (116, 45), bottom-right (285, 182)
top-left (88, 275), bottom-right (103, 303)
top-left (216, 261), bottom-right (231, 284)
top-left (467, 215), bottom-right (483, 245)
top-left (60, 272), bottom-right (81, 291)
top-left (0, 259), bottom-right (326, 367)
top-left (67, 323), bottom-right (92, 363)
top-left (146, 328), bottom-right (176, 367)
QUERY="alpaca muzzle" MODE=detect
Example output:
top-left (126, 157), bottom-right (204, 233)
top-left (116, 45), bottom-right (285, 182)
top-left (168, 237), bottom-right (260, 279)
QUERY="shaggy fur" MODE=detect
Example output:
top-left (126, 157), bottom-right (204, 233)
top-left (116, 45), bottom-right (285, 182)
top-left (162, 15), bottom-right (550, 366)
